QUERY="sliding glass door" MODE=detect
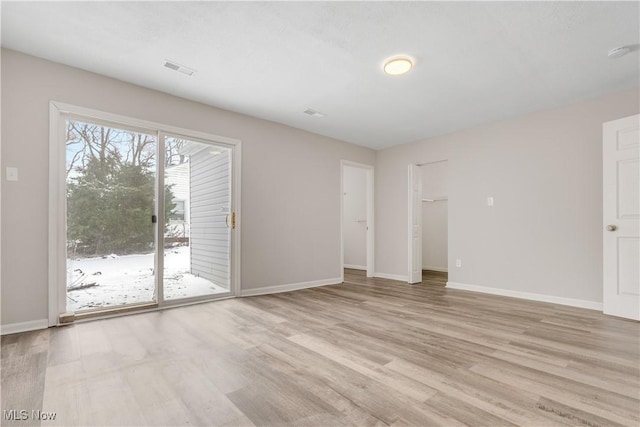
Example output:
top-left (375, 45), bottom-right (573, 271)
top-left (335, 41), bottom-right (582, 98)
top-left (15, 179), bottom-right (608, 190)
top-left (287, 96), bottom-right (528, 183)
top-left (65, 119), bottom-right (158, 312)
top-left (62, 115), bottom-right (235, 316)
top-left (162, 136), bottom-right (231, 301)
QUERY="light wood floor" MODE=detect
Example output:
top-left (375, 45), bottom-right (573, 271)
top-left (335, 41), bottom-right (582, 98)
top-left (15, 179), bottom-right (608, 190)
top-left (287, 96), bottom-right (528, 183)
top-left (2, 269), bottom-right (639, 426)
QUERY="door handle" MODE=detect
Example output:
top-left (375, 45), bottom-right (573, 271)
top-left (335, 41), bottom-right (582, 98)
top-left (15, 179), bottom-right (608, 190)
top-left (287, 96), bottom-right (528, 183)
top-left (225, 213), bottom-right (236, 229)
top-left (606, 224), bottom-right (617, 232)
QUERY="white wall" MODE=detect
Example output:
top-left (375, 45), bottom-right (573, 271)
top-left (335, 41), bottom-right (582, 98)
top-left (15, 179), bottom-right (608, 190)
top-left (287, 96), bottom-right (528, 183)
top-left (421, 161), bottom-right (448, 271)
top-left (343, 166), bottom-right (367, 269)
top-left (0, 49), bottom-right (375, 327)
top-left (376, 88), bottom-right (639, 304)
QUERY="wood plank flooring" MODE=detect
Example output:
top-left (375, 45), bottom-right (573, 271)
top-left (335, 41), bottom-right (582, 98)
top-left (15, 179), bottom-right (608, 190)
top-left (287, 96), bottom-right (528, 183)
top-left (1, 269), bottom-right (638, 426)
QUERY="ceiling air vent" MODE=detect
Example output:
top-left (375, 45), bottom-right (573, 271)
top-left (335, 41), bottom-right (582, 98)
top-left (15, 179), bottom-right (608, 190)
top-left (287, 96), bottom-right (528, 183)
top-left (607, 46), bottom-right (631, 59)
top-left (303, 108), bottom-right (326, 118)
top-left (163, 60), bottom-right (196, 76)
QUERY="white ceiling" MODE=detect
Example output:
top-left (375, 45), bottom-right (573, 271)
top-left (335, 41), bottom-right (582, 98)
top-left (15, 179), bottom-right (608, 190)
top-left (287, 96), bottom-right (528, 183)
top-left (2, 1), bottom-right (638, 149)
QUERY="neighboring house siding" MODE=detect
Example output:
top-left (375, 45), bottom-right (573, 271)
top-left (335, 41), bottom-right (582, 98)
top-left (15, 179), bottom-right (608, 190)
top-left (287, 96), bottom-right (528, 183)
top-left (165, 162), bottom-right (190, 237)
top-left (190, 149), bottom-right (230, 288)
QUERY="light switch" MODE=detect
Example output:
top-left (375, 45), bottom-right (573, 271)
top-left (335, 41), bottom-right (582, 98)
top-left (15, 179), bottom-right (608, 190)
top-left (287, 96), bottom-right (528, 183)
top-left (487, 196), bottom-right (494, 207)
top-left (6, 167), bottom-right (18, 181)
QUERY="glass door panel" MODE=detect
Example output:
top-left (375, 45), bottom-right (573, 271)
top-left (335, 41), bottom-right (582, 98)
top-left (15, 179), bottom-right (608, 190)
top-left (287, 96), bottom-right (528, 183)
top-left (65, 119), bottom-right (157, 312)
top-left (163, 136), bottom-right (231, 300)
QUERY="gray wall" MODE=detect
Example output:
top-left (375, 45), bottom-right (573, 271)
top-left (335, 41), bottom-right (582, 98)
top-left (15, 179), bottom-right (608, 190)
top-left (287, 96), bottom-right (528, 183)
top-left (0, 49), bottom-right (375, 326)
top-left (376, 88), bottom-right (639, 304)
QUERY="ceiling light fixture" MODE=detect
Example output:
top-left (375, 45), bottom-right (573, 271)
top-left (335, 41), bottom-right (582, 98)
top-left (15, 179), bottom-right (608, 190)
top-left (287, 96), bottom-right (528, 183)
top-left (304, 108), bottom-right (326, 118)
top-left (607, 46), bottom-right (631, 59)
top-left (163, 59), bottom-right (196, 76)
top-left (383, 56), bottom-right (414, 76)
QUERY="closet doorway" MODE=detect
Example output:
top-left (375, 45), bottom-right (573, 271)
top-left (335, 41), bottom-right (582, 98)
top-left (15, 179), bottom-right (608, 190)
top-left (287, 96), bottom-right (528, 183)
top-left (408, 160), bottom-right (448, 284)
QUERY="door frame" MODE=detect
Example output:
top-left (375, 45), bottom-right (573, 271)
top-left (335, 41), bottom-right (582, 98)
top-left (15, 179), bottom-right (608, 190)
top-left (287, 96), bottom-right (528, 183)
top-left (340, 160), bottom-right (374, 281)
top-left (48, 101), bottom-right (241, 326)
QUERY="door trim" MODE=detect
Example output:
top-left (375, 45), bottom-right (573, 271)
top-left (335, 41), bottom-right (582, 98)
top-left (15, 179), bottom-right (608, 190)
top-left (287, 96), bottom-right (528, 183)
top-left (48, 101), bottom-right (241, 326)
top-left (340, 160), bottom-right (375, 282)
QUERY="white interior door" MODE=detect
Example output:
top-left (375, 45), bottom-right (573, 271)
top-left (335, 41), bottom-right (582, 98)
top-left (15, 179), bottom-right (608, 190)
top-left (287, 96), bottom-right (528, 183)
top-left (603, 114), bottom-right (640, 320)
top-left (343, 166), bottom-right (368, 270)
top-left (365, 168), bottom-right (374, 278)
top-left (408, 164), bottom-right (422, 284)
top-left (340, 161), bottom-right (375, 280)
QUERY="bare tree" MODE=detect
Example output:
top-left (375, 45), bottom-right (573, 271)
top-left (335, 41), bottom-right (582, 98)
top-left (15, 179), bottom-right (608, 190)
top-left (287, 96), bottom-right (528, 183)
top-left (66, 121), bottom-right (123, 175)
top-left (165, 138), bottom-right (187, 166)
top-left (66, 119), bottom-right (188, 176)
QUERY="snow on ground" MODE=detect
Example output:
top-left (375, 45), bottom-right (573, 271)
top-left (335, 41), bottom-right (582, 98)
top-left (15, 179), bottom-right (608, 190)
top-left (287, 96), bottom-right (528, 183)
top-left (67, 246), bottom-right (228, 312)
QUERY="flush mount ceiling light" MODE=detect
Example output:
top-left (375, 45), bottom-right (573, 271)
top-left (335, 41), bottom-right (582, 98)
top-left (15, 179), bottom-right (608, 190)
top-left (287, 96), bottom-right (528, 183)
top-left (383, 56), bottom-right (414, 76)
top-left (607, 46), bottom-right (631, 59)
top-left (163, 59), bottom-right (196, 76)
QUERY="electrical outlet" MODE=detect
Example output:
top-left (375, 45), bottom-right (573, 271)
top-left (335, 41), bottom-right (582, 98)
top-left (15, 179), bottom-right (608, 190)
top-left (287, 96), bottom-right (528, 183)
top-left (487, 196), bottom-right (494, 207)
top-left (456, 259), bottom-right (462, 268)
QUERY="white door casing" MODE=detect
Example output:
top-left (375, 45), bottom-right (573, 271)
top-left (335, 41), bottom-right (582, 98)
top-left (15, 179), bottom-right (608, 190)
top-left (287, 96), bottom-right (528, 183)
top-left (408, 164), bottom-right (422, 284)
top-left (603, 114), bottom-right (640, 320)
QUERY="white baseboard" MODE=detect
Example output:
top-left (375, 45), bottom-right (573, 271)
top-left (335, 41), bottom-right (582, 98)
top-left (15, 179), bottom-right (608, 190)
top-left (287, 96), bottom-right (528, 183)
top-left (344, 264), bottom-right (366, 270)
top-left (374, 272), bottom-right (409, 282)
top-left (423, 266), bottom-right (448, 273)
top-left (446, 282), bottom-right (603, 311)
top-left (1, 319), bottom-right (49, 335)
top-left (240, 277), bottom-right (343, 297)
